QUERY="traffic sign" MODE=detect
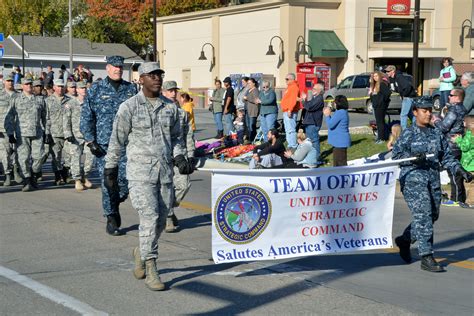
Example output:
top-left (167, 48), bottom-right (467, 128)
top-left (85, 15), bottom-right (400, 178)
top-left (0, 48), bottom-right (4, 58)
top-left (0, 33), bottom-right (3, 42)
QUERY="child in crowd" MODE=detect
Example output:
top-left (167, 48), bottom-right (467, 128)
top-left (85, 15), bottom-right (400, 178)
top-left (387, 124), bottom-right (402, 150)
top-left (180, 93), bottom-right (196, 131)
top-left (233, 109), bottom-right (245, 144)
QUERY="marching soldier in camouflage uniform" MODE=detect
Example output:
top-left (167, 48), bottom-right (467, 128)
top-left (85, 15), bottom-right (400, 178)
top-left (45, 79), bottom-right (70, 185)
top-left (80, 56), bottom-right (137, 236)
top-left (63, 81), bottom-right (95, 192)
top-left (104, 63), bottom-right (192, 291)
top-left (32, 80), bottom-right (43, 97)
top-left (5, 78), bottom-right (46, 192)
top-left (392, 98), bottom-right (473, 272)
top-left (0, 74), bottom-right (18, 186)
top-left (63, 81), bottom-right (78, 183)
top-left (161, 80), bottom-right (196, 233)
top-left (32, 80), bottom-right (46, 181)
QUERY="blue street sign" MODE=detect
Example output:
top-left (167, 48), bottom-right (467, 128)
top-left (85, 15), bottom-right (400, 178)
top-left (0, 33), bottom-right (3, 42)
top-left (0, 48), bottom-right (4, 58)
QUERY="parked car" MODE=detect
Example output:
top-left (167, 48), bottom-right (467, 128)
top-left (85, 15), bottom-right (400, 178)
top-left (431, 89), bottom-right (442, 111)
top-left (323, 73), bottom-right (413, 114)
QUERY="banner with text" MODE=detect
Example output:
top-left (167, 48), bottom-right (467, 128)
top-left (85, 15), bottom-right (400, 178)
top-left (211, 163), bottom-right (399, 264)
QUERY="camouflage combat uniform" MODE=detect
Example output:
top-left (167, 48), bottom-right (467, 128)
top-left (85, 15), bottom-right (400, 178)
top-left (63, 96), bottom-right (95, 180)
top-left (105, 91), bottom-right (185, 260)
top-left (80, 77), bottom-right (137, 216)
top-left (45, 94), bottom-right (70, 172)
top-left (392, 124), bottom-right (462, 256)
top-left (5, 92), bottom-right (46, 178)
top-left (169, 105), bottom-right (195, 216)
top-left (0, 88), bottom-right (18, 176)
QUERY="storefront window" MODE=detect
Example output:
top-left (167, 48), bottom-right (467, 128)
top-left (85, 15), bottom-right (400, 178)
top-left (373, 18), bottom-right (424, 42)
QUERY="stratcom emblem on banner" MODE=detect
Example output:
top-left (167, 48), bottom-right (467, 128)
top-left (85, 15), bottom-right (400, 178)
top-left (214, 184), bottom-right (271, 244)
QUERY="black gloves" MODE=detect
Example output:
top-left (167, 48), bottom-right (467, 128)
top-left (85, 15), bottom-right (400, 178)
top-left (104, 167), bottom-right (119, 195)
top-left (8, 135), bottom-right (16, 144)
top-left (87, 141), bottom-right (106, 158)
top-left (457, 167), bottom-right (473, 183)
top-left (44, 134), bottom-right (54, 145)
top-left (174, 155), bottom-right (194, 175)
top-left (413, 153), bottom-right (426, 165)
top-left (66, 136), bottom-right (75, 143)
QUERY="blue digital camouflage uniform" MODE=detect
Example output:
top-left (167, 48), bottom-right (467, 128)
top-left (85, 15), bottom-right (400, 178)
top-left (80, 76), bottom-right (137, 216)
top-left (435, 102), bottom-right (467, 202)
top-left (392, 124), bottom-right (462, 256)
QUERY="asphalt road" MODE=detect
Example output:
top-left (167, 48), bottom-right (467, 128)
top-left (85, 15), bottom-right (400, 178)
top-left (1, 167), bottom-right (473, 315)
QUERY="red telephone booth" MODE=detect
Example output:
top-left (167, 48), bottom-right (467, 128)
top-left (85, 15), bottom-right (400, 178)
top-left (296, 62), bottom-right (331, 94)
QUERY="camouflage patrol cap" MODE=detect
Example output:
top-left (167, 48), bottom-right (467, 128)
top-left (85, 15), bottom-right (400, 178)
top-left (138, 62), bottom-right (164, 76)
top-left (21, 78), bottom-right (33, 84)
top-left (162, 80), bottom-right (179, 91)
top-left (4, 73), bottom-right (14, 81)
top-left (53, 79), bottom-right (65, 86)
top-left (76, 81), bottom-right (87, 89)
top-left (413, 96), bottom-right (433, 109)
top-left (106, 55), bottom-right (125, 67)
top-left (67, 81), bottom-right (76, 88)
top-left (33, 80), bottom-right (43, 87)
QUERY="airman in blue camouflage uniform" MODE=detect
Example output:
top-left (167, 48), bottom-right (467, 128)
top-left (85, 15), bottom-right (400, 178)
top-left (104, 62), bottom-right (191, 291)
top-left (392, 97), bottom-right (473, 272)
top-left (0, 74), bottom-right (18, 186)
top-left (80, 56), bottom-right (137, 236)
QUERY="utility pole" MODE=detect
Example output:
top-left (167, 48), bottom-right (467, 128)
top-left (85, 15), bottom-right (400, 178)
top-left (21, 33), bottom-right (25, 73)
top-left (69, 0), bottom-right (73, 72)
top-left (412, 0), bottom-right (420, 90)
top-left (153, 0), bottom-right (157, 62)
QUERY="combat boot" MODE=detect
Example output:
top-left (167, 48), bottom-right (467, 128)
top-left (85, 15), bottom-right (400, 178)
top-left (82, 177), bottom-right (93, 189)
top-left (36, 171), bottom-right (43, 181)
top-left (106, 215), bottom-right (123, 236)
top-left (31, 173), bottom-right (40, 189)
top-left (165, 215), bottom-right (178, 233)
top-left (395, 236), bottom-right (412, 263)
top-left (3, 173), bottom-right (12, 187)
top-left (145, 259), bottom-right (165, 291)
top-left (22, 178), bottom-right (34, 192)
top-left (75, 180), bottom-right (84, 192)
top-left (54, 171), bottom-right (64, 186)
top-left (421, 255), bottom-right (445, 272)
top-left (133, 247), bottom-right (146, 279)
top-left (61, 167), bottom-right (73, 184)
top-left (13, 165), bottom-right (22, 184)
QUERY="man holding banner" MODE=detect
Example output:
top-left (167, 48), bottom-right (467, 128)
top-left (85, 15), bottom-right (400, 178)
top-left (392, 98), bottom-right (473, 273)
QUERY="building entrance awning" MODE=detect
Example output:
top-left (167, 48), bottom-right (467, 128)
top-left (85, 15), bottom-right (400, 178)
top-left (308, 30), bottom-right (348, 58)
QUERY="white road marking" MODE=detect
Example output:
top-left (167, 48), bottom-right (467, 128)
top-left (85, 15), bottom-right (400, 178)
top-left (0, 266), bottom-right (108, 316)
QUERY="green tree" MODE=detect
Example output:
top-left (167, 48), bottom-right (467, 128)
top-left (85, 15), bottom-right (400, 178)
top-left (0, 0), bottom-right (86, 36)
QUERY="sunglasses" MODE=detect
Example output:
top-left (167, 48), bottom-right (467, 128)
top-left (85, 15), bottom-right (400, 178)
top-left (262, 86), bottom-right (269, 89)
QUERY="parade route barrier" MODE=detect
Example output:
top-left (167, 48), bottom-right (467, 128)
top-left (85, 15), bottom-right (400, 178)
top-left (208, 156), bottom-right (431, 264)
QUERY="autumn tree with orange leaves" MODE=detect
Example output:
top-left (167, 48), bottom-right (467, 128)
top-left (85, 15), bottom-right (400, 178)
top-left (78, 0), bottom-right (225, 58)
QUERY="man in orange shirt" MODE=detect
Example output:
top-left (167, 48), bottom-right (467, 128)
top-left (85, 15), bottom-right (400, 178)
top-left (281, 73), bottom-right (302, 150)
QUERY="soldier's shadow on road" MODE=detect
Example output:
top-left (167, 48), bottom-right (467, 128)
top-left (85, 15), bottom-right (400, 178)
top-left (164, 252), bottom-right (405, 315)
top-left (121, 224), bottom-right (139, 233)
top-left (178, 213), bottom-right (211, 231)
